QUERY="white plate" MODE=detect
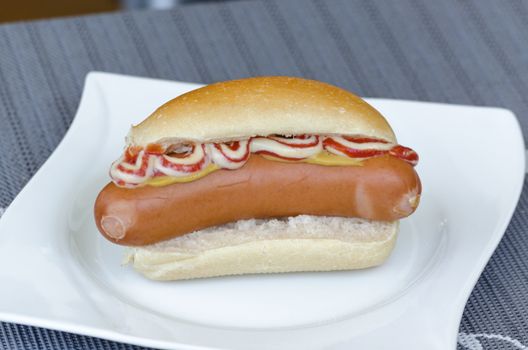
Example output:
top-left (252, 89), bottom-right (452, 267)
top-left (0, 72), bottom-right (524, 350)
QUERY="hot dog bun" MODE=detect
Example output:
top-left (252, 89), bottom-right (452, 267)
top-left (128, 76), bottom-right (396, 146)
top-left (126, 216), bottom-right (398, 281)
top-left (95, 76), bottom-right (422, 280)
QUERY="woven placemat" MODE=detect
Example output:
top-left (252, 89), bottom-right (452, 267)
top-left (0, 1), bottom-right (527, 348)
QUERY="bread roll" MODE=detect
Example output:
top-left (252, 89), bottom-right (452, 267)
top-left (128, 76), bottom-right (396, 146)
top-left (126, 216), bottom-right (398, 281)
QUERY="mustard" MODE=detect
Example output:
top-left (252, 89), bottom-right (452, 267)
top-left (306, 152), bottom-right (364, 166)
top-left (144, 164), bottom-right (219, 187)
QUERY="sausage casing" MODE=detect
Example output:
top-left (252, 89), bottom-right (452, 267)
top-left (94, 155), bottom-right (421, 246)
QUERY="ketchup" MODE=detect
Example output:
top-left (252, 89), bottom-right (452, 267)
top-left (111, 135), bottom-right (419, 187)
top-left (323, 137), bottom-right (418, 166)
top-left (124, 146), bottom-right (142, 163)
top-left (253, 150), bottom-right (305, 161)
top-left (158, 156), bottom-right (206, 172)
top-left (342, 136), bottom-right (389, 144)
top-left (159, 144), bottom-right (207, 172)
top-left (323, 138), bottom-right (389, 158)
top-left (226, 141), bottom-right (241, 151)
top-left (389, 145), bottom-right (419, 166)
top-left (117, 152), bottom-right (150, 175)
top-left (214, 141), bottom-right (250, 162)
top-left (145, 143), bottom-right (166, 155)
top-left (269, 135), bottom-right (320, 148)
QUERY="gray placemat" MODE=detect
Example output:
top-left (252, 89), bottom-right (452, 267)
top-left (0, 0), bottom-right (527, 349)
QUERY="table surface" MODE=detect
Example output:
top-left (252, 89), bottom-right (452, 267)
top-left (0, 0), bottom-right (527, 349)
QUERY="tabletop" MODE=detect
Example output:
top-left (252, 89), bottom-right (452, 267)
top-left (0, 0), bottom-right (527, 349)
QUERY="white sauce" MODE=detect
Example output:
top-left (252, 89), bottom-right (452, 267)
top-left (250, 136), bottom-right (322, 159)
top-left (110, 135), bottom-right (396, 186)
top-left (207, 140), bottom-right (250, 169)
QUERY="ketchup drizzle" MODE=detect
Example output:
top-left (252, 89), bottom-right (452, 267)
top-left (322, 138), bottom-right (388, 158)
top-left (112, 135), bottom-right (419, 186)
top-left (389, 145), bottom-right (419, 166)
top-left (268, 135), bottom-right (320, 148)
top-left (159, 144), bottom-right (207, 172)
top-left (253, 150), bottom-right (305, 161)
top-left (323, 137), bottom-right (418, 165)
top-left (342, 136), bottom-right (389, 144)
top-left (117, 152), bottom-right (150, 176)
top-left (214, 141), bottom-right (250, 162)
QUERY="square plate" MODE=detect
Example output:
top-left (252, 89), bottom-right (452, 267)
top-left (0, 72), bottom-right (524, 350)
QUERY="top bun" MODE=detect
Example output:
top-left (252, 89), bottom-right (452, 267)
top-left (128, 76), bottom-right (396, 146)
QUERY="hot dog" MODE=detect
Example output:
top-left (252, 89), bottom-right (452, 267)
top-left (93, 76), bottom-right (422, 280)
top-left (96, 155), bottom-right (420, 246)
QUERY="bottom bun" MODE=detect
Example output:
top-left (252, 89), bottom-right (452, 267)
top-left (125, 215), bottom-right (399, 281)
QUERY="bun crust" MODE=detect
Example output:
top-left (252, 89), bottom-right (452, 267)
top-left (126, 216), bottom-right (398, 281)
top-left (128, 76), bottom-right (396, 146)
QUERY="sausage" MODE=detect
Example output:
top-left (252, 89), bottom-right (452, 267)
top-left (94, 155), bottom-right (421, 246)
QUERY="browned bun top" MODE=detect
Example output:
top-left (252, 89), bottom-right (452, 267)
top-left (128, 76), bottom-right (396, 146)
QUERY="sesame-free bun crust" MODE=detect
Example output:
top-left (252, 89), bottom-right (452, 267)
top-left (126, 215), bottom-right (398, 281)
top-left (128, 76), bottom-right (396, 146)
